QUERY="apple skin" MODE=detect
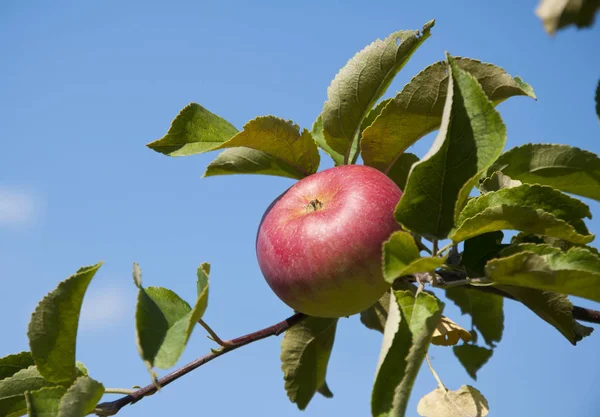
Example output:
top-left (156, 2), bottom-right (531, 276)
top-left (256, 164), bottom-right (403, 318)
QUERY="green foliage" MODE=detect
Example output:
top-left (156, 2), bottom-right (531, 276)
top-left (311, 115), bottom-right (344, 166)
top-left (0, 353), bottom-right (35, 382)
top-left (486, 246), bottom-right (600, 303)
top-left (147, 103), bottom-right (238, 156)
top-left (208, 116), bottom-right (320, 179)
top-left (361, 58), bottom-right (534, 174)
top-left (387, 153), bottom-right (419, 191)
top-left (360, 291), bottom-right (391, 333)
top-left (57, 376), bottom-right (105, 417)
top-left (488, 144), bottom-right (600, 202)
top-left (27, 263), bottom-right (102, 386)
top-left (382, 231), bottom-right (443, 283)
top-left (452, 345), bottom-right (493, 380)
top-left (0, 367), bottom-right (56, 417)
top-left (450, 184), bottom-right (594, 244)
top-left (417, 385), bottom-right (489, 417)
top-left (134, 263), bottom-right (210, 370)
top-left (25, 386), bottom-right (66, 417)
top-left (461, 231), bottom-right (507, 277)
top-left (500, 285), bottom-right (592, 344)
top-left (535, 0), bottom-right (600, 34)
top-left (395, 55), bottom-right (507, 239)
top-left (320, 20), bottom-right (434, 163)
top-left (445, 287), bottom-right (504, 347)
top-left (478, 172), bottom-right (521, 193)
top-left (280, 317), bottom-right (338, 410)
top-left (371, 289), bottom-right (443, 417)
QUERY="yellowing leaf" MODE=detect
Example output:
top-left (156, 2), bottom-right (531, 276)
top-left (536, 0), bottom-right (600, 34)
top-left (417, 385), bottom-right (489, 417)
top-left (431, 316), bottom-right (472, 346)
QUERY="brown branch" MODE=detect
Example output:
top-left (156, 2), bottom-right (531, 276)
top-left (95, 270), bottom-right (600, 415)
top-left (94, 312), bottom-right (306, 416)
top-left (436, 269), bottom-right (600, 325)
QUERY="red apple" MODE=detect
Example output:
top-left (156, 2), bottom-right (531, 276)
top-left (256, 164), bottom-right (402, 318)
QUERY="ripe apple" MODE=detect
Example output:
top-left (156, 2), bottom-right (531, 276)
top-left (256, 164), bottom-right (403, 318)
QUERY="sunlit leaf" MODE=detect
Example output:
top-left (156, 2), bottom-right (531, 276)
top-left (453, 345), bottom-right (493, 380)
top-left (134, 264), bottom-right (210, 370)
top-left (450, 184), bottom-right (594, 244)
top-left (382, 231), bottom-right (443, 283)
top-left (362, 58), bottom-right (535, 173)
top-left (281, 317), bottom-right (337, 410)
top-left (417, 385), bottom-right (489, 417)
top-left (57, 376), bottom-right (105, 417)
top-left (535, 0), bottom-right (600, 34)
top-left (28, 263), bottom-right (102, 385)
top-left (360, 291), bottom-right (391, 333)
top-left (431, 316), bottom-right (472, 346)
top-left (488, 144), bottom-right (600, 202)
top-left (208, 116), bottom-right (320, 178)
top-left (25, 386), bottom-right (66, 417)
top-left (371, 289), bottom-right (444, 417)
top-left (485, 246), bottom-right (600, 303)
top-left (147, 103), bottom-right (238, 156)
top-left (0, 366), bottom-right (56, 417)
top-left (445, 286), bottom-right (504, 347)
top-left (387, 153), bottom-right (419, 191)
top-left (478, 171), bottom-right (521, 193)
top-left (0, 353), bottom-right (34, 382)
top-left (321, 21), bottom-right (434, 162)
top-left (311, 116), bottom-right (344, 166)
top-left (395, 55), bottom-right (507, 239)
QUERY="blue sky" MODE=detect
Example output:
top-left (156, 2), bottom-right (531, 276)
top-left (1, 1), bottom-right (599, 416)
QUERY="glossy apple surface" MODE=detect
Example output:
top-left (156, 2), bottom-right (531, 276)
top-left (256, 164), bottom-right (402, 318)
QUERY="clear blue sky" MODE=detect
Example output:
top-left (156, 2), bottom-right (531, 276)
top-left (1, 1), bottom-right (599, 416)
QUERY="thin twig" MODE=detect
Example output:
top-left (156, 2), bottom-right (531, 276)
top-left (94, 312), bottom-right (306, 416)
top-left (425, 354), bottom-right (445, 389)
top-left (197, 319), bottom-right (233, 347)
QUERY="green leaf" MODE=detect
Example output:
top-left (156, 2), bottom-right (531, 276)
top-left (134, 264), bottom-right (210, 370)
top-left (57, 376), bottom-right (105, 417)
top-left (360, 291), bottom-right (391, 333)
top-left (0, 366), bottom-right (56, 417)
top-left (488, 144), bottom-right (600, 202)
top-left (450, 184), bottom-right (594, 244)
top-left (445, 287), bottom-right (504, 347)
top-left (485, 246), bottom-right (600, 303)
top-left (382, 231), bottom-right (443, 283)
top-left (417, 385), bottom-right (489, 417)
top-left (311, 116), bottom-right (344, 166)
top-left (461, 231), bottom-right (507, 277)
top-left (500, 285), bottom-right (593, 345)
top-left (281, 317), bottom-right (337, 410)
top-left (25, 386), bottom-right (66, 417)
top-left (147, 103), bottom-right (238, 156)
top-left (28, 263), bottom-right (103, 385)
top-left (362, 58), bottom-right (535, 173)
top-left (203, 147), bottom-right (307, 179)
top-left (387, 153), bottom-right (419, 191)
top-left (394, 55), bottom-right (507, 239)
top-left (0, 353), bottom-right (34, 382)
top-left (452, 345), bottom-right (493, 380)
top-left (478, 171), bottom-right (522, 193)
top-left (535, 0), bottom-right (600, 34)
top-left (371, 290), bottom-right (444, 417)
top-left (321, 20), bottom-right (434, 163)
top-left (210, 116), bottom-right (319, 178)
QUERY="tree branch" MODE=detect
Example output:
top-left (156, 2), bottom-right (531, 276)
top-left (95, 270), bottom-right (600, 416)
top-left (436, 269), bottom-right (600, 324)
top-left (94, 312), bottom-right (306, 416)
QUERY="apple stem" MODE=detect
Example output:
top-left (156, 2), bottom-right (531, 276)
top-left (306, 199), bottom-right (324, 212)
